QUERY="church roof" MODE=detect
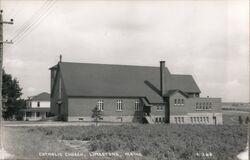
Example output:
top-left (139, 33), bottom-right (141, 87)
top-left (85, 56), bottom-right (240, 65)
top-left (56, 62), bottom-right (200, 103)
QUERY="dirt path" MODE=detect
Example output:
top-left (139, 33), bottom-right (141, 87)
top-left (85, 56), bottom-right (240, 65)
top-left (59, 140), bottom-right (89, 152)
top-left (3, 121), bottom-right (124, 127)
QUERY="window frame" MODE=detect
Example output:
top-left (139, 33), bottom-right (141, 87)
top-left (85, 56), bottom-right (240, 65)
top-left (178, 99), bottom-right (181, 104)
top-left (174, 99), bottom-right (177, 105)
top-left (174, 117), bottom-right (178, 123)
top-left (97, 100), bottom-right (104, 111)
top-left (181, 99), bottom-right (184, 105)
top-left (195, 102), bottom-right (213, 110)
top-left (156, 105), bottom-right (164, 111)
top-left (116, 100), bottom-right (123, 111)
top-left (178, 117), bottom-right (181, 123)
top-left (134, 100), bottom-right (140, 111)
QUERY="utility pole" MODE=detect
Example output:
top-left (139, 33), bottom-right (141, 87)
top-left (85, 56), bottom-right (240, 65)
top-left (0, 10), bottom-right (13, 151)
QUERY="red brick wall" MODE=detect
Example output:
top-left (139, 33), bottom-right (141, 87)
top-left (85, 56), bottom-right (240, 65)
top-left (169, 92), bottom-right (221, 115)
top-left (68, 97), bottom-right (143, 117)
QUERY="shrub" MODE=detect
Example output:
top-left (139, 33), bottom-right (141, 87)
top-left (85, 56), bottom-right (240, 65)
top-left (36, 124), bottom-right (247, 160)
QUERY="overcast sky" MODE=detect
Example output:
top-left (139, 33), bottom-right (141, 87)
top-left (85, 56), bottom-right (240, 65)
top-left (0, 0), bottom-right (249, 102)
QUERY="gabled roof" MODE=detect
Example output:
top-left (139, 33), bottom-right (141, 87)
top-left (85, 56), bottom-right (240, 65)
top-left (30, 92), bottom-right (50, 101)
top-left (164, 89), bottom-right (189, 97)
top-left (56, 62), bottom-right (200, 103)
top-left (169, 75), bottom-right (201, 93)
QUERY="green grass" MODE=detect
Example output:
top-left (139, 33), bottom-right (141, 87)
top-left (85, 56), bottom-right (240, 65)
top-left (223, 110), bottom-right (249, 125)
top-left (3, 124), bottom-right (248, 160)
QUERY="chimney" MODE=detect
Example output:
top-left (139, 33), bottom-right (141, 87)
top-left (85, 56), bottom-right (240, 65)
top-left (160, 61), bottom-right (166, 96)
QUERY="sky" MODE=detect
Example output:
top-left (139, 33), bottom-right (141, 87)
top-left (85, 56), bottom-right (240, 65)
top-left (0, 0), bottom-right (249, 102)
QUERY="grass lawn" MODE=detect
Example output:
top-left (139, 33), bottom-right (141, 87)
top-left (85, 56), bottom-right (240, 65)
top-left (223, 110), bottom-right (249, 125)
top-left (3, 124), bottom-right (248, 160)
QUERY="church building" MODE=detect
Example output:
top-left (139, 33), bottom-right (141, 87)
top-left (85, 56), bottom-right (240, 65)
top-left (50, 58), bottom-right (222, 125)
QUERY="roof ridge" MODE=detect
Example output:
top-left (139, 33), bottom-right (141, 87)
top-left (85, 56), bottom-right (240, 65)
top-left (59, 61), bottom-right (168, 69)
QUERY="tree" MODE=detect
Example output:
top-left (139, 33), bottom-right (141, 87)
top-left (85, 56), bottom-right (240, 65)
top-left (2, 69), bottom-right (25, 120)
top-left (91, 106), bottom-right (102, 126)
top-left (245, 116), bottom-right (249, 124)
top-left (238, 116), bottom-right (243, 124)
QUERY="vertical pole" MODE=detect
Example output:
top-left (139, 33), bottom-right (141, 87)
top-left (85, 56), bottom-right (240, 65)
top-left (0, 11), bottom-right (13, 150)
top-left (0, 11), bottom-right (3, 150)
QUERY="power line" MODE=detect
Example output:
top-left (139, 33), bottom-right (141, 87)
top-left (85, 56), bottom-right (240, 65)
top-left (13, 2), bottom-right (56, 46)
top-left (10, 0), bottom-right (53, 40)
top-left (12, 0), bottom-right (56, 43)
top-left (7, 0), bottom-right (53, 41)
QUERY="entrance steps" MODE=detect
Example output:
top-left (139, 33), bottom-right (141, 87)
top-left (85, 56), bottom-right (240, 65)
top-left (145, 116), bottom-right (154, 124)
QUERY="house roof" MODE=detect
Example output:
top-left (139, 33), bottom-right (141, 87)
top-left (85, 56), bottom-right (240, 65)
top-left (57, 62), bottom-right (200, 103)
top-left (30, 92), bottom-right (50, 101)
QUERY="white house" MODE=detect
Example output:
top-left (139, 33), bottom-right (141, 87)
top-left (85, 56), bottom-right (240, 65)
top-left (21, 92), bottom-right (50, 121)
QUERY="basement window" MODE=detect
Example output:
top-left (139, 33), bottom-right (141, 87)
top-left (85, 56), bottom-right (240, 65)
top-left (178, 117), bottom-right (181, 123)
top-left (78, 118), bottom-right (84, 121)
top-left (155, 117), bottom-right (158, 123)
